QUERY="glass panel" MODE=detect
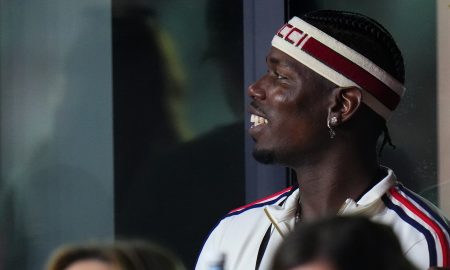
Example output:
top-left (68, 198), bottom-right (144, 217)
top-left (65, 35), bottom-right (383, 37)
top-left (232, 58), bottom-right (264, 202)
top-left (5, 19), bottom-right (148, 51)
top-left (0, 1), bottom-right (114, 270)
top-left (437, 1), bottom-right (450, 216)
top-left (113, 1), bottom-right (245, 268)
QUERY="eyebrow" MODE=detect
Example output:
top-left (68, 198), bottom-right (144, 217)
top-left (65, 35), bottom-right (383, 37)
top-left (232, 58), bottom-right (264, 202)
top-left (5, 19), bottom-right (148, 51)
top-left (266, 55), bottom-right (295, 69)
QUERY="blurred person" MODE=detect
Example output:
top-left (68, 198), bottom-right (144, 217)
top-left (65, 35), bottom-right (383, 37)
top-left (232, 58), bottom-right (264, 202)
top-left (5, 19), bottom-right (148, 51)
top-left (108, 240), bottom-right (185, 270)
top-left (46, 244), bottom-right (112, 270)
top-left (112, 4), bottom-right (188, 207)
top-left (271, 216), bottom-right (417, 270)
top-left (116, 1), bottom-right (246, 268)
top-left (196, 9), bottom-right (450, 270)
top-left (46, 240), bottom-right (185, 270)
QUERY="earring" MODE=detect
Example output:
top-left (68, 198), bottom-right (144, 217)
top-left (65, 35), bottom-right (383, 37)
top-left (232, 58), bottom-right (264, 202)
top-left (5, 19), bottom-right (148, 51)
top-left (330, 116), bottom-right (338, 125)
top-left (327, 115), bottom-right (338, 139)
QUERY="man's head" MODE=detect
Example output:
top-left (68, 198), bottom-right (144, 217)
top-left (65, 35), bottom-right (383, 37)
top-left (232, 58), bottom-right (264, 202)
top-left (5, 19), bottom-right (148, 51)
top-left (248, 10), bottom-right (405, 166)
top-left (271, 216), bottom-right (416, 270)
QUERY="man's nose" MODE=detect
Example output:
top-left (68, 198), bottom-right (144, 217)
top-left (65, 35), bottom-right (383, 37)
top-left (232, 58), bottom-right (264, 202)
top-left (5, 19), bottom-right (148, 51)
top-left (247, 78), bottom-right (266, 100)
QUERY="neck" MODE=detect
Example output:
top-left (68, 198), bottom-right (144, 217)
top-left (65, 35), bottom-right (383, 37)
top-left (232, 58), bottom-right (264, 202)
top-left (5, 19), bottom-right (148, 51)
top-left (293, 142), bottom-right (380, 221)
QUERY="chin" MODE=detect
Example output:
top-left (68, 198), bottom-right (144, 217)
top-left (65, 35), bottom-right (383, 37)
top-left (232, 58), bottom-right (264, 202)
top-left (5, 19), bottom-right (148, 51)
top-left (252, 149), bottom-right (276, 164)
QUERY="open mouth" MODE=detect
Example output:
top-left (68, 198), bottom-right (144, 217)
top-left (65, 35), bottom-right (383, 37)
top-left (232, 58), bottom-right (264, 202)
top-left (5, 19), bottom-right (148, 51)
top-left (250, 114), bottom-right (269, 128)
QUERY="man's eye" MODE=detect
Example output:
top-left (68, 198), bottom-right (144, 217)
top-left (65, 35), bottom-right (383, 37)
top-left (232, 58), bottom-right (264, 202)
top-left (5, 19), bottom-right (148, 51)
top-left (275, 72), bottom-right (288, 80)
top-left (267, 70), bottom-right (287, 80)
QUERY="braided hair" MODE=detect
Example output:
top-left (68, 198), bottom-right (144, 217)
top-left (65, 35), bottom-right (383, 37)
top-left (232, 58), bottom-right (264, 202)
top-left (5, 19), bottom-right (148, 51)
top-left (300, 10), bottom-right (405, 154)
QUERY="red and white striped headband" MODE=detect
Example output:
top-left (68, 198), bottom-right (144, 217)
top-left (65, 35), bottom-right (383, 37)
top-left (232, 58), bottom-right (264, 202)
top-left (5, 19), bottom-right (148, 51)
top-left (272, 16), bottom-right (405, 120)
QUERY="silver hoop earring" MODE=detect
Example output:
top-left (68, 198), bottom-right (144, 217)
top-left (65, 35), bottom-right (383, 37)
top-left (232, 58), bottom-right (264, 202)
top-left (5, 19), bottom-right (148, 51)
top-left (327, 116), bottom-right (338, 139)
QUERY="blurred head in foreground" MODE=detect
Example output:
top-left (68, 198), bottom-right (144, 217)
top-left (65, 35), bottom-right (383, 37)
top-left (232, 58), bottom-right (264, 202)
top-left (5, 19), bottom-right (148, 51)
top-left (271, 216), bottom-right (417, 270)
top-left (46, 240), bottom-right (185, 270)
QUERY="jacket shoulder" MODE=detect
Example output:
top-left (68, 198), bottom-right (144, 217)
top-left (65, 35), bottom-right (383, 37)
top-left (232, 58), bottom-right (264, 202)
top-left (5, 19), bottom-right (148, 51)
top-left (382, 184), bottom-right (450, 267)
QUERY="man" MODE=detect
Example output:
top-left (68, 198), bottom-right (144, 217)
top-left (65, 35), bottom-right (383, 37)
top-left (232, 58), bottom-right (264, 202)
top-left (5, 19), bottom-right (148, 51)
top-left (196, 10), bottom-right (450, 270)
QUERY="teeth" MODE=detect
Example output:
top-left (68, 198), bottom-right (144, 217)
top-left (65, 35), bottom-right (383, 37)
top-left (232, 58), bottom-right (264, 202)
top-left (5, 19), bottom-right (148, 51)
top-left (250, 114), bottom-right (269, 127)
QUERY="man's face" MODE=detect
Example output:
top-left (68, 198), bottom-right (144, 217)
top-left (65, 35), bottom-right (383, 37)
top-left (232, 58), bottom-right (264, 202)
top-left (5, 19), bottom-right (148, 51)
top-left (248, 47), bottom-right (331, 166)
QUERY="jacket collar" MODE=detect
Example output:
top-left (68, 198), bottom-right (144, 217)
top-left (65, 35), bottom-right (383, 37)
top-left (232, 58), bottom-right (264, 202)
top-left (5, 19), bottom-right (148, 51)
top-left (338, 167), bottom-right (397, 216)
top-left (264, 167), bottom-right (398, 237)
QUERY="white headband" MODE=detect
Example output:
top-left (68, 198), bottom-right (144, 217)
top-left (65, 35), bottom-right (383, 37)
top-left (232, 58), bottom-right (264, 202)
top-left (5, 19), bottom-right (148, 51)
top-left (272, 16), bottom-right (405, 120)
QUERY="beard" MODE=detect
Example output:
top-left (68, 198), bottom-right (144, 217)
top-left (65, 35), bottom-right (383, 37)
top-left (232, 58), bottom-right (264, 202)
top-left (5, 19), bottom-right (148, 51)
top-left (252, 148), bottom-right (276, 164)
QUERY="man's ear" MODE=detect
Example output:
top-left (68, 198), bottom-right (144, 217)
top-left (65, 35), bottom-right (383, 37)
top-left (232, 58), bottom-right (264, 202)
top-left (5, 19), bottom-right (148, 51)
top-left (329, 87), bottom-right (362, 123)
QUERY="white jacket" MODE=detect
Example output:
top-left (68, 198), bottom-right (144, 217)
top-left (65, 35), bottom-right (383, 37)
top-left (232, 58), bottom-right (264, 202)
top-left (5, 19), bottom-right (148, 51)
top-left (195, 169), bottom-right (450, 270)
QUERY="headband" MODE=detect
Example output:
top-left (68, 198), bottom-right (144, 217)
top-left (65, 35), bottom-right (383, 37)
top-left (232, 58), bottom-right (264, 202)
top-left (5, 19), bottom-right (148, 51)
top-left (272, 16), bottom-right (405, 120)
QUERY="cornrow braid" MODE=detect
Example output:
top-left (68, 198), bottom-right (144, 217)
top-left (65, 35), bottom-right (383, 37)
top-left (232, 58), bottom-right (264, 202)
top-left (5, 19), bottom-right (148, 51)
top-left (301, 10), bottom-right (405, 83)
top-left (300, 10), bottom-right (405, 154)
top-left (379, 124), bottom-right (396, 156)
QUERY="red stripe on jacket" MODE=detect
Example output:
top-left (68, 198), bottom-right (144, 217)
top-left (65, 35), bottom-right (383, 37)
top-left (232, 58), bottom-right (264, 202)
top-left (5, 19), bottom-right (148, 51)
top-left (228, 187), bottom-right (293, 214)
top-left (389, 187), bottom-right (449, 266)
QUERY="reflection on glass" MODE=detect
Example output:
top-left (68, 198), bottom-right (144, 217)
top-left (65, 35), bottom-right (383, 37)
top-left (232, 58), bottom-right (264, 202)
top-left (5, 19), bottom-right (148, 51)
top-left (0, 1), bottom-right (114, 270)
top-left (113, 1), bottom-right (245, 268)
